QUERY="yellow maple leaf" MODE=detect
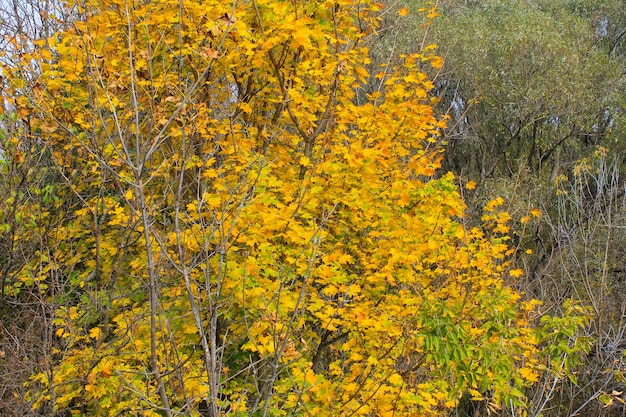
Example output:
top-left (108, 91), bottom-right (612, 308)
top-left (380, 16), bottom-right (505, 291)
top-left (430, 56), bottom-right (444, 70)
top-left (299, 156), bottom-right (310, 167)
top-left (519, 366), bottom-right (539, 383)
top-left (89, 327), bottom-right (101, 340)
top-left (389, 373), bottom-right (404, 387)
top-left (398, 7), bottom-right (409, 16)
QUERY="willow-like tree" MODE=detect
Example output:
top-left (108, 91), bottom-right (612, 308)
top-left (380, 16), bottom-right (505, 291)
top-left (0, 0), bottom-right (590, 416)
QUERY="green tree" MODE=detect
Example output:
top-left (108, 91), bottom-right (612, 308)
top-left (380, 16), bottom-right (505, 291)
top-left (433, 0), bottom-right (624, 184)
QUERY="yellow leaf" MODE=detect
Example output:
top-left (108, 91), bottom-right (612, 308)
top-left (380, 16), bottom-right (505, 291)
top-left (240, 102), bottom-right (252, 114)
top-left (519, 366), bottom-right (539, 383)
top-left (484, 197), bottom-right (505, 212)
top-left (344, 382), bottom-right (359, 394)
top-left (299, 156), bottom-right (310, 167)
top-left (465, 180), bottom-right (477, 190)
top-left (430, 56), bottom-right (443, 70)
top-left (337, 253), bottom-right (353, 264)
top-left (530, 208), bottom-right (542, 218)
top-left (445, 399), bottom-right (458, 408)
top-left (427, 8), bottom-right (439, 19)
top-left (510, 269), bottom-right (524, 278)
top-left (389, 373), bottom-right (404, 387)
top-left (291, 27), bottom-right (312, 48)
top-left (398, 7), bottom-right (409, 16)
top-left (89, 327), bottom-right (101, 340)
top-left (469, 389), bottom-right (483, 400)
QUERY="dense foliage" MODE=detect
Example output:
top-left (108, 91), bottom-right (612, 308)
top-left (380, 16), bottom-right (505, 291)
top-left (1, 0), bottom-right (617, 416)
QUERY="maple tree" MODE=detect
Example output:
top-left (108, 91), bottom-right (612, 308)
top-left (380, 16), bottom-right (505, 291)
top-left (0, 0), bottom-right (592, 416)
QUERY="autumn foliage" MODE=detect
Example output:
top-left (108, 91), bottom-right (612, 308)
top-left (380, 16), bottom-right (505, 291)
top-left (0, 0), bottom-right (591, 416)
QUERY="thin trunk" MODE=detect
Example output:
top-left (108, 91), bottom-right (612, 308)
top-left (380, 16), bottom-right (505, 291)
top-left (138, 180), bottom-right (172, 417)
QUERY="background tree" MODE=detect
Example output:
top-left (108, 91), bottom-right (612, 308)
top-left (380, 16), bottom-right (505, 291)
top-left (0, 1), bottom-right (79, 415)
top-left (432, 0), bottom-right (624, 185)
